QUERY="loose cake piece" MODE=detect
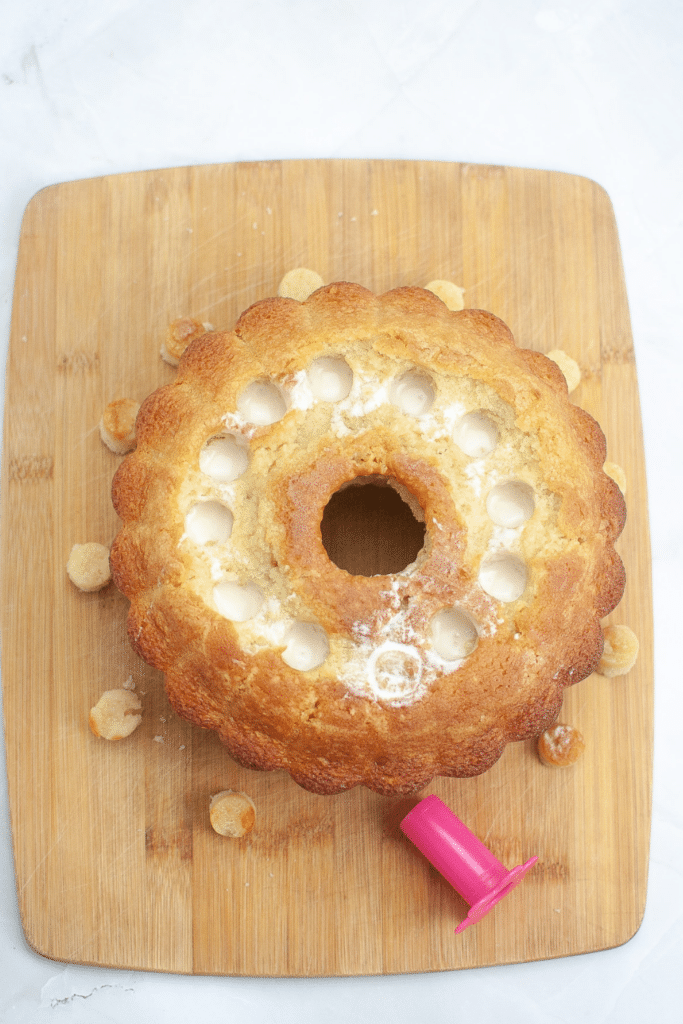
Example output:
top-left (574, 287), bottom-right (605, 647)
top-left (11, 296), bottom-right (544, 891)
top-left (110, 282), bottom-right (626, 795)
top-left (537, 723), bottom-right (585, 767)
top-left (597, 624), bottom-right (639, 677)
top-left (89, 688), bottom-right (143, 740)
top-left (603, 461), bottom-right (627, 496)
top-left (67, 542), bottom-right (111, 592)
top-left (546, 349), bottom-right (581, 393)
top-left (161, 317), bottom-right (213, 367)
top-left (209, 790), bottom-right (256, 837)
top-left (99, 397), bottom-right (140, 454)
top-left (277, 267), bottom-right (324, 301)
top-left (424, 279), bottom-right (465, 311)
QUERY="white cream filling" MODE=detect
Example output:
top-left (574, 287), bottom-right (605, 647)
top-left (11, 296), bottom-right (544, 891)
top-left (463, 458), bottom-right (489, 497)
top-left (430, 607), bottom-right (479, 660)
top-left (307, 357), bottom-right (354, 403)
top-left (213, 580), bottom-right (265, 621)
top-left (486, 480), bottom-right (535, 528)
top-left (221, 411), bottom-right (258, 438)
top-left (282, 622), bottom-right (330, 671)
top-left (236, 596), bottom-right (290, 649)
top-left (184, 500), bottom-right (233, 544)
top-left (389, 369), bottom-right (436, 416)
top-left (200, 434), bottom-right (249, 481)
top-left (487, 523), bottom-right (525, 552)
top-left (478, 552), bottom-right (528, 603)
top-left (237, 380), bottom-right (287, 425)
top-left (415, 400), bottom-right (467, 441)
top-left (329, 373), bottom-right (391, 433)
top-left (454, 410), bottom-right (499, 457)
top-left (288, 370), bottom-right (316, 411)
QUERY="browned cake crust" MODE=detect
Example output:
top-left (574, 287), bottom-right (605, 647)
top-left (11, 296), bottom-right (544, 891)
top-left (110, 283), bottom-right (626, 794)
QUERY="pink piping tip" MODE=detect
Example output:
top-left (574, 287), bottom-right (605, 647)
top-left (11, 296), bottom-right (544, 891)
top-left (400, 795), bottom-right (538, 933)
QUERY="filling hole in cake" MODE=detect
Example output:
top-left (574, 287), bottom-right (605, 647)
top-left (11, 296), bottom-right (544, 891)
top-left (478, 552), bottom-right (528, 603)
top-left (368, 641), bottom-right (423, 701)
top-left (237, 379), bottom-right (287, 425)
top-left (213, 580), bottom-right (265, 621)
top-left (430, 607), bottom-right (479, 660)
top-left (486, 481), bottom-right (535, 528)
top-left (454, 410), bottom-right (499, 457)
top-left (282, 622), bottom-right (330, 671)
top-left (200, 434), bottom-right (249, 481)
top-left (307, 356), bottom-right (354, 402)
top-left (321, 475), bottom-right (426, 576)
top-left (185, 500), bottom-right (233, 544)
top-left (390, 369), bottom-right (436, 416)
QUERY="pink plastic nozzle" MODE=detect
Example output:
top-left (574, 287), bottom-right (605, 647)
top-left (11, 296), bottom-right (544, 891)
top-left (400, 795), bottom-right (537, 933)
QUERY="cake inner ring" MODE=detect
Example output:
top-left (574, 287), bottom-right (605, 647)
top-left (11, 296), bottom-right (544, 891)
top-left (320, 474), bottom-right (426, 577)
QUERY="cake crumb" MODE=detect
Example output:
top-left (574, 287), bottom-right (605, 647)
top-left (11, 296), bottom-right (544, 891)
top-left (424, 280), bottom-right (465, 311)
top-left (89, 688), bottom-right (142, 740)
top-left (277, 268), bottom-right (324, 301)
top-left (161, 317), bottom-right (208, 367)
top-left (604, 461), bottom-right (627, 496)
top-left (209, 790), bottom-right (256, 837)
top-left (67, 542), bottom-right (111, 592)
top-left (546, 349), bottom-right (581, 393)
top-left (99, 398), bottom-right (140, 454)
top-left (597, 624), bottom-right (639, 677)
top-left (537, 723), bottom-right (585, 767)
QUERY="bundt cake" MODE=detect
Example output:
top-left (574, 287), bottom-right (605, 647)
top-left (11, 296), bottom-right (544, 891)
top-left (110, 282), bottom-right (626, 794)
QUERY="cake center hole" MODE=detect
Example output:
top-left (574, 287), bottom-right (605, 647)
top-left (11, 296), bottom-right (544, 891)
top-left (321, 475), bottom-right (426, 576)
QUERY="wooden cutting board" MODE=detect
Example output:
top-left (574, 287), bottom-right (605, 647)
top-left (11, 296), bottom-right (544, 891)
top-left (1, 160), bottom-right (653, 976)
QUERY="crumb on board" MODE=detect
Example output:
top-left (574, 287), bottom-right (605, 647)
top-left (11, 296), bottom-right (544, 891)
top-left (604, 461), bottom-right (627, 495)
top-left (546, 349), bottom-right (581, 393)
top-left (89, 688), bottom-right (142, 740)
top-left (597, 624), bottom-right (639, 677)
top-left (277, 268), bottom-right (324, 301)
top-left (424, 279), bottom-right (465, 311)
top-left (209, 790), bottom-right (256, 837)
top-left (67, 542), bottom-right (111, 592)
top-left (99, 397), bottom-right (140, 454)
top-left (161, 317), bottom-right (213, 367)
top-left (537, 723), bottom-right (585, 767)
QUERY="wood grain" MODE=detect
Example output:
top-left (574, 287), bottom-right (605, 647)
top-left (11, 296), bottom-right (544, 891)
top-left (1, 160), bottom-right (653, 975)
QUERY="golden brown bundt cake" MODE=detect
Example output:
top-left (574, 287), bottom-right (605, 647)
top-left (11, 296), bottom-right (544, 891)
top-left (110, 283), bottom-right (626, 795)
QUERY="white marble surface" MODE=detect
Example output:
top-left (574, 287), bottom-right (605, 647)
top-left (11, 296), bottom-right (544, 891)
top-left (1, 1), bottom-right (681, 1020)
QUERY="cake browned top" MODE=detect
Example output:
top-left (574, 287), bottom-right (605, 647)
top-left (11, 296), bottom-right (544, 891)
top-left (110, 283), bottom-right (625, 794)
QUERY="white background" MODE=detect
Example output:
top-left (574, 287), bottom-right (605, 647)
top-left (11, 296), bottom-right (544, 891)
top-left (1, 1), bottom-right (682, 1021)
